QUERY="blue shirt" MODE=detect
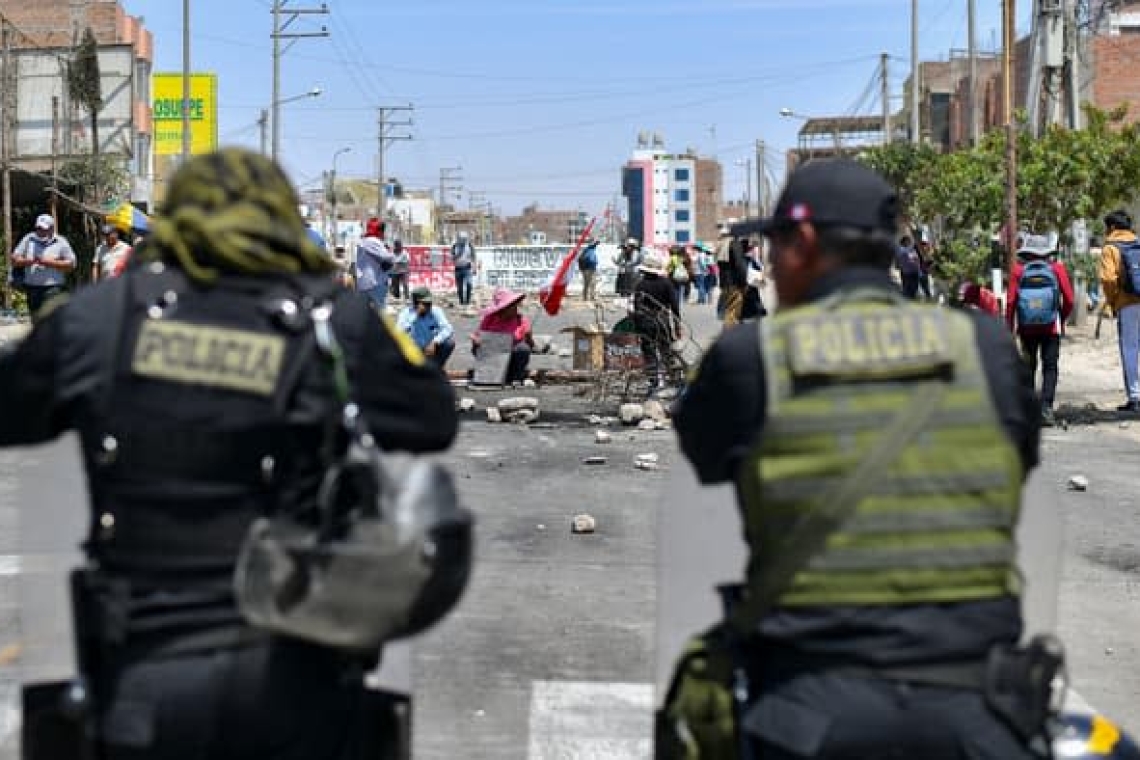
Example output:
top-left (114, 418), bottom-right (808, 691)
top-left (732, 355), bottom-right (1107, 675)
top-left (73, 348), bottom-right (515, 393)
top-left (13, 232), bottom-right (76, 288)
top-left (396, 304), bottom-right (454, 350)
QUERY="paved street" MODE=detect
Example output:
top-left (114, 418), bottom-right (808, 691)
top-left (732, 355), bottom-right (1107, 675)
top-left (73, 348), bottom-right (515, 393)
top-left (0, 301), bottom-right (1139, 757)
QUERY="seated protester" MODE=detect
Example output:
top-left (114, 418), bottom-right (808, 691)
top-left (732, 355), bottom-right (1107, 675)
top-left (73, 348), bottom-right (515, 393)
top-left (397, 287), bottom-right (456, 368)
top-left (633, 252), bottom-right (682, 394)
top-left (471, 287), bottom-right (535, 384)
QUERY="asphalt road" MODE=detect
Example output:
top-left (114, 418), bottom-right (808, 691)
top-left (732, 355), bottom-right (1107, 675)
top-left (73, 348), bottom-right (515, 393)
top-left (1, 293), bottom-right (1139, 757)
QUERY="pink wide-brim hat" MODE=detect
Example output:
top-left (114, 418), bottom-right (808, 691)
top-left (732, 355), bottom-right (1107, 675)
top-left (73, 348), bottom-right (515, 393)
top-left (482, 287), bottom-right (526, 316)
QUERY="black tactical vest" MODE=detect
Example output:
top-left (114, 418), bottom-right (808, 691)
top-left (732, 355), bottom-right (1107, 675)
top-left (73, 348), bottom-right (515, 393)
top-left (79, 262), bottom-right (337, 581)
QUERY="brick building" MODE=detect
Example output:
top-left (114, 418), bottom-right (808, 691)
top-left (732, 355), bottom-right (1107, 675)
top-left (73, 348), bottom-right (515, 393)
top-left (499, 204), bottom-right (589, 246)
top-left (1089, 3), bottom-right (1140, 120)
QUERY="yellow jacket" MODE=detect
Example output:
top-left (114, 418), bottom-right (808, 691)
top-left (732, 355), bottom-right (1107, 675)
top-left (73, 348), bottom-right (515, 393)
top-left (1099, 229), bottom-right (1140, 314)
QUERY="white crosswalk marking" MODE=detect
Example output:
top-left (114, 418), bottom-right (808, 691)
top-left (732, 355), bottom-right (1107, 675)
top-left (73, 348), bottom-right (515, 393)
top-left (527, 681), bottom-right (654, 760)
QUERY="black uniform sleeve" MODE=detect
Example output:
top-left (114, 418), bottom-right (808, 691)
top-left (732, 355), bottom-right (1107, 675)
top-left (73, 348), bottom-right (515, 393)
top-left (966, 311), bottom-right (1041, 475)
top-left (672, 324), bottom-right (766, 484)
top-left (333, 293), bottom-right (458, 453)
top-left (0, 311), bottom-right (69, 446)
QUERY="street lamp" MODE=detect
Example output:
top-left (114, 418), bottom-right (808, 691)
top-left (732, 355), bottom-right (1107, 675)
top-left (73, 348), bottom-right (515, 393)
top-left (780, 106), bottom-right (843, 158)
top-left (262, 86), bottom-right (322, 160)
top-left (330, 146), bottom-right (351, 249)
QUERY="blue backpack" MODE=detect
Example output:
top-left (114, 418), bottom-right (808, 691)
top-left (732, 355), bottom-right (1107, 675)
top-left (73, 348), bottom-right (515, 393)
top-left (1016, 260), bottom-right (1060, 327)
top-left (1118, 240), bottom-right (1140, 294)
top-left (578, 244), bottom-right (598, 271)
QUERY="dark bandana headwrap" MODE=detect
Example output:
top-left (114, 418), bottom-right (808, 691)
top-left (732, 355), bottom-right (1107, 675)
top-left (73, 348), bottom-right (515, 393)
top-left (141, 147), bottom-right (335, 284)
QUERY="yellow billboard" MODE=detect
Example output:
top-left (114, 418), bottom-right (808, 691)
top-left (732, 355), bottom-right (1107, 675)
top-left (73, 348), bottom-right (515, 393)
top-left (152, 73), bottom-right (218, 156)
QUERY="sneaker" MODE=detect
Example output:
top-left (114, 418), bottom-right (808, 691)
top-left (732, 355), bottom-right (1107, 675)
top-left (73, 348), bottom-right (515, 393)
top-left (1117, 400), bottom-right (1140, 414)
top-left (1041, 408), bottom-right (1056, 427)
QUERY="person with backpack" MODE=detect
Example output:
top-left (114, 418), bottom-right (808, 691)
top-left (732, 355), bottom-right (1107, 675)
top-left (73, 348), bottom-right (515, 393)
top-left (1005, 233), bottom-right (1074, 427)
top-left (667, 246), bottom-right (693, 309)
top-left (577, 238), bottom-right (599, 302)
top-left (1098, 210), bottom-right (1140, 414)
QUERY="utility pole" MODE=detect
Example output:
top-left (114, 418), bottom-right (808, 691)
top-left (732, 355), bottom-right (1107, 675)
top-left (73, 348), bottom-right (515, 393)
top-left (1066, 0), bottom-right (1081, 130)
top-left (51, 96), bottom-right (60, 221)
top-left (376, 104), bottom-right (413, 219)
top-left (181, 0), bottom-right (191, 162)
top-left (967, 0), bottom-right (979, 144)
top-left (1003, 0), bottom-right (1019, 278)
top-left (1, 19), bottom-right (10, 308)
top-left (754, 140), bottom-right (767, 216)
top-left (258, 109), bottom-right (268, 155)
top-left (270, 1), bottom-right (328, 163)
top-left (438, 166), bottom-right (463, 242)
top-left (911, 0), bottom-right (920, 143)
top-left (880, 52), bottom-right (891, 144)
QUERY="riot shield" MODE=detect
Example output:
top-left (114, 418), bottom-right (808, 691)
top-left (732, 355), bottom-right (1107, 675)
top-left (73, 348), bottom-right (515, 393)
top-left (655, 456), bottom-right (1064, 697)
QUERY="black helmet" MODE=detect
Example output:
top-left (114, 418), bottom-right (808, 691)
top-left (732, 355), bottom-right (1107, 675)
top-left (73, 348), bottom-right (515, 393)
top-left (1053, 714), bottom-right (1140, 759)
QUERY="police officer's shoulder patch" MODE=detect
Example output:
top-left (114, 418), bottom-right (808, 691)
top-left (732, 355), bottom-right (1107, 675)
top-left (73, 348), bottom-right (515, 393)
top-left (131, 319), bottom-right (286, 396)
top-left (786, 309), bottom-right (952, 379)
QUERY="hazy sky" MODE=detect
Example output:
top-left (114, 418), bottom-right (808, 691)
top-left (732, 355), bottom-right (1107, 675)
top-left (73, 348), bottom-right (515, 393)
top-left (124, 1), bottom-right (1030, 216)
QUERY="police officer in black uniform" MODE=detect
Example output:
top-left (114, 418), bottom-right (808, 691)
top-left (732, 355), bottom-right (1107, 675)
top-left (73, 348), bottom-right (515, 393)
top-left (0, 148), bottom-right (459, 759)
top-left (671, 159), bottom-right (1043, 759)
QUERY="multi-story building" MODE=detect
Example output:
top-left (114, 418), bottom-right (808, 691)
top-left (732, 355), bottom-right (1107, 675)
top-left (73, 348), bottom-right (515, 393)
top-left (0, 0), bottom-right (153, 207)
top-left (621, 134), bottom-right (723, 247)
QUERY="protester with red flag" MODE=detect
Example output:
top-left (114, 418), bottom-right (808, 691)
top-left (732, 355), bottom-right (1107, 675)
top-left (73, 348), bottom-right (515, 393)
top-left (538, 216), bottom-right (598, 316)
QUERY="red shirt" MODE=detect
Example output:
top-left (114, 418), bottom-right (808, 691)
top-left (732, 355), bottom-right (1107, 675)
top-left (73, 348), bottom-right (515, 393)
top-left (1004, 258), bottom-right (1074, 336)
top-left (960, 283), bottom-right (1000, 316)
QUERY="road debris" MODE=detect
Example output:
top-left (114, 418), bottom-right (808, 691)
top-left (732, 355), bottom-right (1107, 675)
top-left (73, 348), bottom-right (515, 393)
top-left (571, 514), bottom-right (597, 534)
top-left (1068, 475), bottom-right (1089, 492)
top-left (619, 403), bottom-right (644, 425)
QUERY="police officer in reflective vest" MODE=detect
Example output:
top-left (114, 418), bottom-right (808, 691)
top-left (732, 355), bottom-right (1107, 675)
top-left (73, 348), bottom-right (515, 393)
top-left (671, 159), bottom-right (1042, 759)
top-left (0, 148), bottom-right (460, 759)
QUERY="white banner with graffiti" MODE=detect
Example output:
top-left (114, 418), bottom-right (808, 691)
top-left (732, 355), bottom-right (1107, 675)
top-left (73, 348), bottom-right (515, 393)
top-left (475, 244), bottom-right (622, 294)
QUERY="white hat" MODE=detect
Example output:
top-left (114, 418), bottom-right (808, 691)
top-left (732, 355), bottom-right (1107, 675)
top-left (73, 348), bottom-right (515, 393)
top-left (1018, 233), bottom-right (1055, 258)
top-left (35, 213), bottom-right (54, 230)
top-left (638, 252), bottom-right (668, 276)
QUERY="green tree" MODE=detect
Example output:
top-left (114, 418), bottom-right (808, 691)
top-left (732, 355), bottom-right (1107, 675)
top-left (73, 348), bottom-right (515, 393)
top-left (857, 141), bottom-right (940, 228)
top-left (863, 105), bottom-right (1140, 286)
top-left (67, 27), bottom-right (102, 204)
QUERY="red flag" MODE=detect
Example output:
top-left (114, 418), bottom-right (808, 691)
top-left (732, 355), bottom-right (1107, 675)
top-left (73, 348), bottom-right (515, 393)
top-left (538, 213), bottom-right (600, 316)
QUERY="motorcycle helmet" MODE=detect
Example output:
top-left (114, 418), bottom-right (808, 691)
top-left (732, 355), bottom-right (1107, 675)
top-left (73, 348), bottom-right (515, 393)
top-left (1052, 714), bottom-right (1140, 759)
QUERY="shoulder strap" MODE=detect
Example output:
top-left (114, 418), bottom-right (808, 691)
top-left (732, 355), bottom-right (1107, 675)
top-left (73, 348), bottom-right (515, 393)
top-left (728, 362), bottom-right (950, 634)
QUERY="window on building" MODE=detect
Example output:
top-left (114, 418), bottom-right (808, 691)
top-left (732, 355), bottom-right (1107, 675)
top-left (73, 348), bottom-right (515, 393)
top-left (675, 209), bottom-right (690, 222)
top-left (675, 189), bottom-right (690, 202)
top-left (676, 230), bottom-right (691, 243)
top-left (674, 168), bottom-right (690, 182)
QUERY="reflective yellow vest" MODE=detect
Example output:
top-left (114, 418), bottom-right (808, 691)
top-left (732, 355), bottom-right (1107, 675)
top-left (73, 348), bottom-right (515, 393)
top-left (737, 289), bottom-right (1024, 607)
